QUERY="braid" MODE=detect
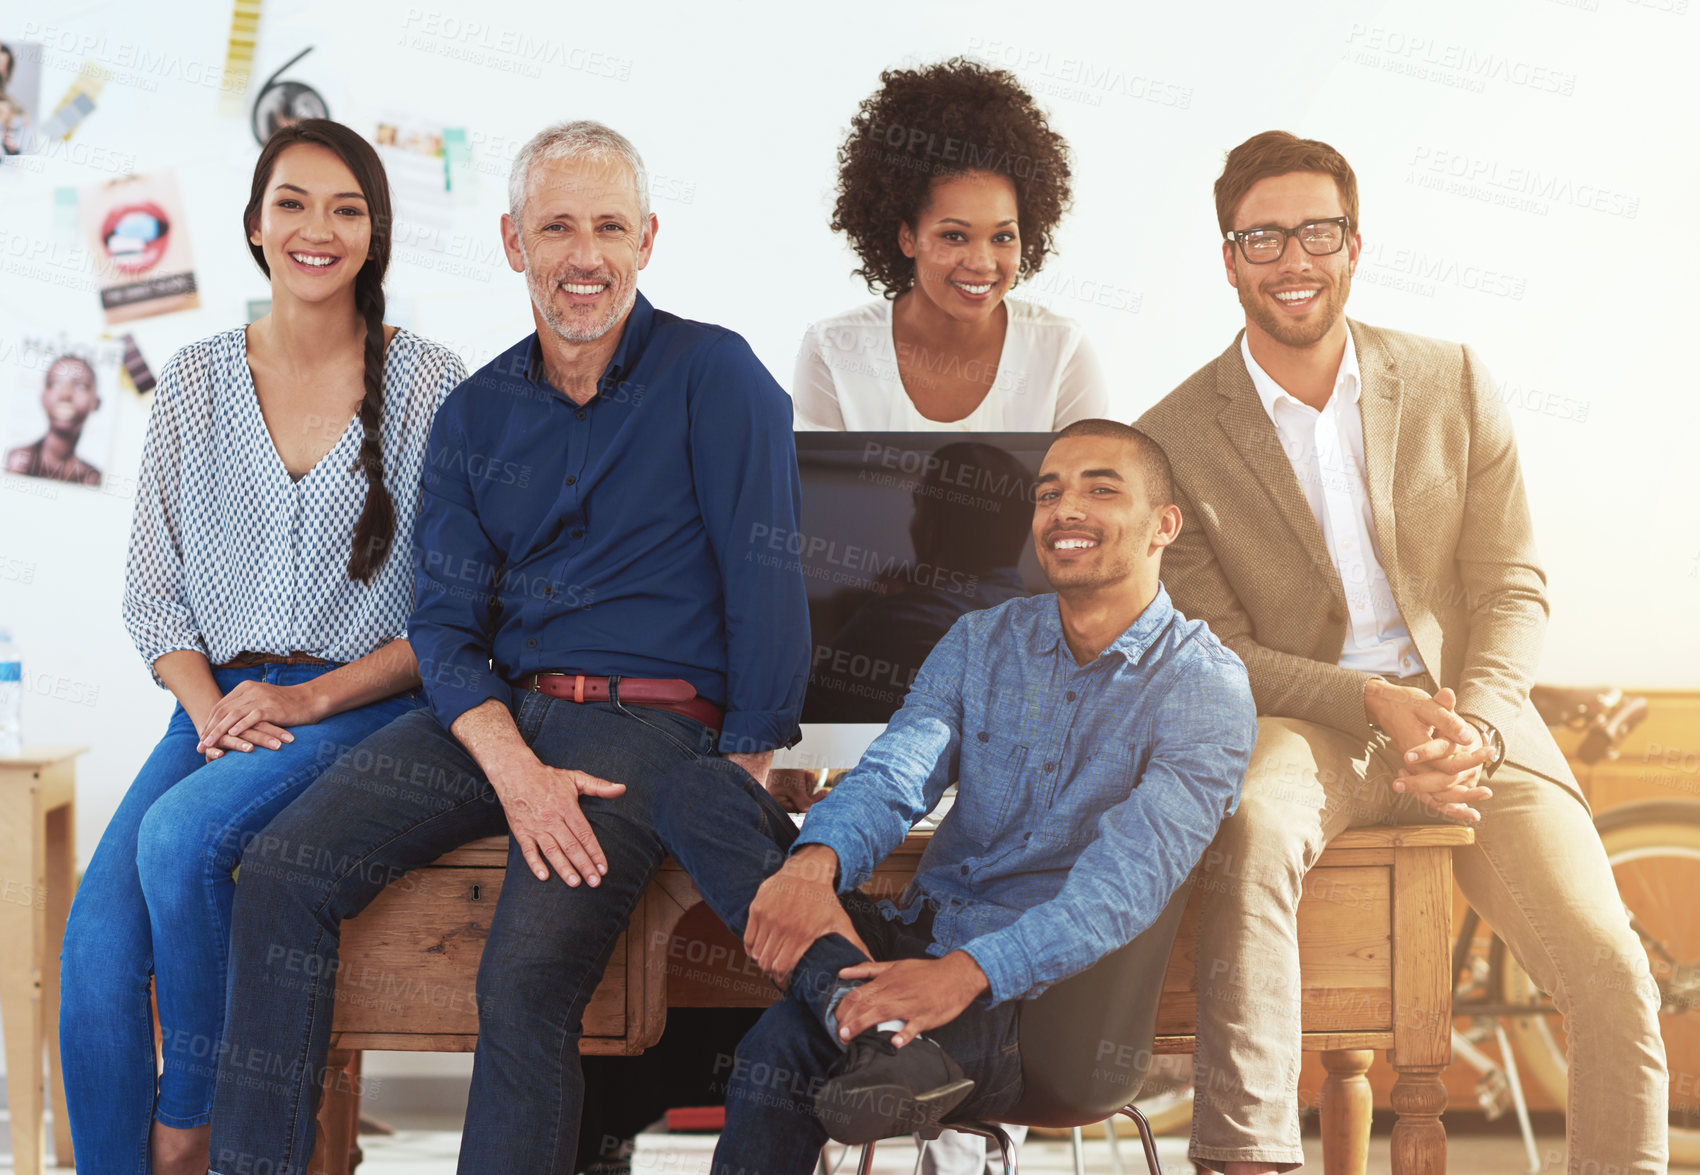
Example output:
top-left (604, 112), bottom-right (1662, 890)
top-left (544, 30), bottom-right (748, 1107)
top-left (346, 266), bottom-right (395, 583)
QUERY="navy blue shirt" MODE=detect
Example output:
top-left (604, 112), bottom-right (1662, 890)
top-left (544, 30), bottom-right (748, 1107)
top-left (410, 292), bottom-right (809, 753)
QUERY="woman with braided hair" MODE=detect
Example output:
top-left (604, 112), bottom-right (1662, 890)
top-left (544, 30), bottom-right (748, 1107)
top-left (794, 58), bottom-right (1108, 432)
top-left (58, 119), bottom-right (465, 1174)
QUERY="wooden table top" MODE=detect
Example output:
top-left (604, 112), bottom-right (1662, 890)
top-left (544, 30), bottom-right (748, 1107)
top-left (0, 746), bottom-right (88, 769)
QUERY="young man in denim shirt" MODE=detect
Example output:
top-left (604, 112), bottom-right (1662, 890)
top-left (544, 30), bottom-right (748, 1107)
top-left (646, 419), bottom-right (1257, 1166)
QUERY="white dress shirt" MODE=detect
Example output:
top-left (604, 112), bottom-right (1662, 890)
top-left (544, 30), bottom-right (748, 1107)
top-left (791, 297), bottom-right (1108, 430)
top-left (1240, 329), bottom-right (1424, 677)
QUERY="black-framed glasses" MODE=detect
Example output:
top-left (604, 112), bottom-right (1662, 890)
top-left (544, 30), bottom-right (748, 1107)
top-left (1225, 216), bottom-right (1352, 264)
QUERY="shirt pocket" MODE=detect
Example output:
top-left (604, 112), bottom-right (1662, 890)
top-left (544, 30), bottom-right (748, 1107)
top-left (952, 729), bottom-right (1029, 847)
top-left (1032, 743), bottom-right (1138, 848)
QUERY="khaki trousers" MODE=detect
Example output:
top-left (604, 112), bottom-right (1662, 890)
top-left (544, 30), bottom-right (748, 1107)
top-left (1190, 716), bottom-right (1668, 1174)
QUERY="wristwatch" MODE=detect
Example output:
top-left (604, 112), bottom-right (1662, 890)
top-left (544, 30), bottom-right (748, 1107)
top-left (1462, 715), bottom-right (1505, 776)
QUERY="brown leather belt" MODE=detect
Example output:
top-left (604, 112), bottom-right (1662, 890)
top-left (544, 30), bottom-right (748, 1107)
top-left (514, 672), bottom-right (723, 732)
top-left (216, 650), bottom-right (333, 669)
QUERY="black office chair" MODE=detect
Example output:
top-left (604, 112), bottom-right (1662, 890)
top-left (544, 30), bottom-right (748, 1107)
top-left (854, 882), bottom-right (1192, 1175)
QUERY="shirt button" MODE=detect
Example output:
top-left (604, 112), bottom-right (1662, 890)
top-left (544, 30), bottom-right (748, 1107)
top-left (1044, 762), bottom-right (1057, 772)
top-left (544, 587), bottom-right (555, 596)
top-left (576, 409), bottom-right (586, 420)
top-left (1065, 691), bottom-right (1077, 703)
top-left (527, 638), bottom-right (537, 647)
top-left (976, 731), bottom-right (989, 742)
top-left (959, 865), bottom-right (969, 876)
top-left (565, 476), bottom-right (577, 486)
top-left (571, 528), bottom-right (584, 539)
top-left (1023, 832), bottom-right (1032, 843)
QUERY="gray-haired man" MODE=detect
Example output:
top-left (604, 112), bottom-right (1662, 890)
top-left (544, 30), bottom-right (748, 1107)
top-left (209, 121), bottom-right (809, 1174)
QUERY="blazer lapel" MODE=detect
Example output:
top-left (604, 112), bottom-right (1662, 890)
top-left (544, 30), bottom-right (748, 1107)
top-left (1351, 320), bottom-right (1404, 572)
top-left (1212, 336), bottom-right (1338, 589)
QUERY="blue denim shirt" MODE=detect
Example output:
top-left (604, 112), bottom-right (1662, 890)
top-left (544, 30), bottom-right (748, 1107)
top-left (793, 586), bottom-right (1256, 1004)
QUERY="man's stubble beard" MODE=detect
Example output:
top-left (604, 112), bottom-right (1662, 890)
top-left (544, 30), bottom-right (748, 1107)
top-left (1238, 263), bottom-right (1353, 349)
top-left (528, 271), bottom-right (635, 344)
top-left (1043, 544), bottom-right (1138, 595)
top-left (521, 243), bottom-right (636, 344)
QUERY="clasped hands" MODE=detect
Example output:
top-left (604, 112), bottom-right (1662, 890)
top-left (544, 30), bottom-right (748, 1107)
top-left (744, 844), bottom-right (988, 1047)
top-left (192, 679), bottom-right (327, 760)
top-left (1363, 677), bottom-right (1494, 823)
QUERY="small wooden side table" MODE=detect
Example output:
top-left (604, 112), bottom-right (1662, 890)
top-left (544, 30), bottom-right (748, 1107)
top-left (0, 747), bottom-right (82, 1173)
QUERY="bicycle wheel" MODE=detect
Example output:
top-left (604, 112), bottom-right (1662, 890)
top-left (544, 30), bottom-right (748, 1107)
top-left (1496, 799), bottom-right (1700, 1164)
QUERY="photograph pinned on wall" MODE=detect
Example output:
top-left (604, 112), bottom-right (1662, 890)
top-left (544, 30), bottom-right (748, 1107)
top-left (375, 112), bottom-right (459, 254)
top-left (4, 336), bottom-right (122, 488)
top-left (250, 46), bottom-right (327, 145)
top-left (79, 171), bottom-right (201, 324)
top-left (0, 39), bottom-right (40, 158)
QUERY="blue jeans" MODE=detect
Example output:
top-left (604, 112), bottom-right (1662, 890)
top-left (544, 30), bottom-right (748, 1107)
top-left (209, 692), bottom-right (791, 1175)
top-left (57, 663), bottom-right (421, 1175)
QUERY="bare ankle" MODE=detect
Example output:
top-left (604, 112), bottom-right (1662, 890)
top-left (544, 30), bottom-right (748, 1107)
top-left (150, 1121), bottom-right (211, 1175)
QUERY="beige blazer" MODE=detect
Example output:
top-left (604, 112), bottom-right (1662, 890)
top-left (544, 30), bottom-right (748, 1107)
top-left (1138, 319), bottom-right (1577, 796)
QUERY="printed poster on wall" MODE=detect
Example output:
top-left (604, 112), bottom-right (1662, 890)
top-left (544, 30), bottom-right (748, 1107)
top-left (4, 336), bottom-right (122, 489)
top-left (79, 171), bottom-right (201, 324)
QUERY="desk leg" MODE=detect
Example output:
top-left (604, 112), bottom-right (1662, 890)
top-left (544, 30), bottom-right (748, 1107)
top-left (0, 811), bottom-right (45, 1175)
top-left (346, 1051), bottom-right (365, 1174)
top-left (44, 802), bottom-right (73, 1167)
top-left (1390, 1065), bottom-right (1447, 1175)
top-left (308, 1048), bottom-right (360, 1175)
top-left (1390, 845), bottom-right (1453, 1175)
top-left (1319, 1048), bottom-right (1372, 1175)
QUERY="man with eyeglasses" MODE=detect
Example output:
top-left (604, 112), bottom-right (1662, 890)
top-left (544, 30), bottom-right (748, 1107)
top-left (1137, 130), bottom-right (1666, 1174)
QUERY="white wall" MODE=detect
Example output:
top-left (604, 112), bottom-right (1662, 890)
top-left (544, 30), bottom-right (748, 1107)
top-left (2, 0), bottom-right (1697, 870)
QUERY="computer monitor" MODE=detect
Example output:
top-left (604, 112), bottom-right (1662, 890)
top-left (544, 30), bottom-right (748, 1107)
top-left (773, 432), bottom-right (1056, 773)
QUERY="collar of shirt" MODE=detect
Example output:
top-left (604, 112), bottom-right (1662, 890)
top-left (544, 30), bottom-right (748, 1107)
top-left (522, 289), bottom-right (655, 394)
top-left (1240, 324), bottom-right (1360, 421)
top-left (1026, 583), bottom-right (1176, 666)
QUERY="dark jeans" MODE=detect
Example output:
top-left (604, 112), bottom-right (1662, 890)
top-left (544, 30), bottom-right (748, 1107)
top-left (208, 691), bottom-right (802, 1175)
top-left (706, 894), bottom-right (1026, 1175)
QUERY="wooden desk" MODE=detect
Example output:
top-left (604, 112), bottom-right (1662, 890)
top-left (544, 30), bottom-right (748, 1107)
top-left (0, 747), bottom-right (81, 1174)
top-left (317, 823), bottom-right (1470, 1175)
top-left (1300, 688), bottom-right (1700, 1120)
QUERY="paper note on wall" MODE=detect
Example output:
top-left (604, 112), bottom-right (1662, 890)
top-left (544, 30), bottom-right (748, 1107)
top-left (36, 61), bottom-right (109, 142)
top-left (219, 0), bottom-right (265, 115)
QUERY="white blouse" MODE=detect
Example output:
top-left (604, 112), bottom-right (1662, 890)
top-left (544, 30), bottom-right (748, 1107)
top-left (791, 297), bottom-right (1109, 431)
top-left (123, 327), bottom-right (467, 679)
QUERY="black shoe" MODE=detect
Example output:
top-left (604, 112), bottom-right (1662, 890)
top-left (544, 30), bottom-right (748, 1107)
top-left (813, 1029), bottom-right (975, 1144)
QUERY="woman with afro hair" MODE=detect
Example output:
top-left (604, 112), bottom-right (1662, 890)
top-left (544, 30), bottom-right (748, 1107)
top-left (794, 59), bottom-right (1107, 432)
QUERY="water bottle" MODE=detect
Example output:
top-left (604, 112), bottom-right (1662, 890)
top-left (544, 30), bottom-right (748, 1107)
top-left (0, 628), bottom-right (21, 757)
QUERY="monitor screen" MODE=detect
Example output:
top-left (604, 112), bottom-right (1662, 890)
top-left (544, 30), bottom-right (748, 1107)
top-left (776, 432), bottom-right (1055, 770)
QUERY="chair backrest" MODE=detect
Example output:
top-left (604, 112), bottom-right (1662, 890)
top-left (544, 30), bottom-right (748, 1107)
top-left (1001, 880), bottom-right (1191, 1127)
